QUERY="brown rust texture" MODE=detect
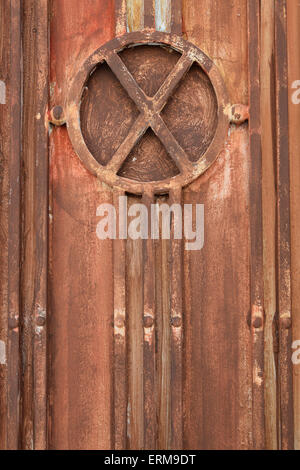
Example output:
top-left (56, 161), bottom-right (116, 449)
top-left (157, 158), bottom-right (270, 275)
top-left (169, 188), bottom-right (183, 449)
top-left (247, 0), bottom-right (265, 449)
top-left (183, 124), bottom-right (253, 449)
top-left (275, 0), bottom-right (294, 450)
top-left (48, 0), bottom-right (115, 449)
top-left (182, 0), bottom-right (258, 449)
top-left (144, 0), bottom-right (155, 29)
top-left (182, 0), bottom-right (248, 105)
top-left (287, 0), bottom-right (300, 451)
top-left (0, 0), bottom-right (22, 450)
top-left (21, 0), bottom-right (49, 450)
top-left (261, 0), bottom-right (277, 451)
top-left (113, 190), bottom-right (127, 450)
top-left (126, 204), bottom-right (144, 450)
top-left (142, 191), bottom-right (156, 449)
top-left (1, 0), bottom-right (297, 451)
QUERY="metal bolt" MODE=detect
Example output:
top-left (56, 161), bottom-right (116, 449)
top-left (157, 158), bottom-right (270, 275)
top-left (53, 105), bottom-right (63, 120)
top-left (171, 317), bottom-right (182, 328)
top-left (230, 104), bottom-right (249, 125)
top-left (252, 317), bottom-right (263, 329)
top-left (281, 317), bottom-right (292, 330)
top-left (49, 106), bottom-right (65, 126)
top-left (36, 316), bottom-right (46, 327)
top-left (144, 316), bottom-right (154, 328)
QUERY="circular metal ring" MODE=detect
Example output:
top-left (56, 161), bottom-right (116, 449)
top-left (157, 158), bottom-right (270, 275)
top-left (65, 31), bottom-right (230, 195)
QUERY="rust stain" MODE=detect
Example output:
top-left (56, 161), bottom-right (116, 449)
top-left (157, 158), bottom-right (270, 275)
top-left (126, 0), bottom-right (144, 32)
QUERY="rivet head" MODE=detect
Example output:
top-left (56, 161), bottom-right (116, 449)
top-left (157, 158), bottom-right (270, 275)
top-left (36, 316), bottom-right (46, 327)
top-left (230, 104), bottom-right (249, 125)
top-left (8, 317), bottom-right (19, 329)
top-left (49, 106), bottom-right (65, 126)
top-left (144, 316), bottom-right (154, 328)
top-left (171, 317), bottom-right (182, 328)
top-left (53, 105), bottom-right (63, 120)
top-left (252, 317), bottom-right (263, 329)
top-left (281, 317), bottom-right (292, 330)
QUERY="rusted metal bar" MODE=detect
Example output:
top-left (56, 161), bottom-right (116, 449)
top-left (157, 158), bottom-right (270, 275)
top-left (115, 0), bottom-right (127, 36)
top-left (171, 0), bottom-right (182, 35)
top-left (0, 0), bottom-right (22, 450)
top-left (169, 188), bottom-right (183, 449)
top-left (144, 0), bottom-right (155, 29)
top-left (21, 0), bottom-right (49, 450)
top-left (248, 0), bottom-right (265, 450)
top-left (142, 190), bottom-right (156, 449)
top-left (275, 0), bottom-right (294, 450)
top-left (113, 191), bottom-right (127, 450)
top-left (155, 198), bottom-right (171, 449)
top-left (287, 0), bottom-right (300, 450)
top-left (261, 0), bottom-right (277, 450)
top-left (126, 200), bottom-right (144, 449)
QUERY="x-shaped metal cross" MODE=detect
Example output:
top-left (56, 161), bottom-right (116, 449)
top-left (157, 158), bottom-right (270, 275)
top-left (105, 51), bottom-right (195, 177)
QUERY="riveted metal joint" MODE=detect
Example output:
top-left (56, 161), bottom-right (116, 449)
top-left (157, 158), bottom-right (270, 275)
top-left (229, 104), bottom-right (249, 125)
top-left (48, 105), bottom-right (66, 126)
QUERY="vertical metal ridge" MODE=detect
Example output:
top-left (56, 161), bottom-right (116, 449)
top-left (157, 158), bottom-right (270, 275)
top-left (127, 196), bottom-right (144, 450)
top-left (144, 0), bottom-right (155, 29)
top-left (156, 196), bottom-right (171, 450)
top-left (275, 0), bottom-right (294, 450)
top-left (142, 189), bottom-right (156, 449)
top-left (169, 187), bottom-right (183, 449)
top-left (127, 0), bottom-right (144, 32)
top-left (171, 0), bottom-right (182, 35)
top-left (287, 0), bottom-right (300, 450)
top-left (115, 0), bottom-right (127, 36)
top-left (5, 0), bottom-right (22, 450)
top-left (113, 191), bottom-right (127, 450)
top-left (248, 0), bottom-right (265, 450)
top-left (21, 0), bottom-right (49, 450)
top-left (261, 0), bottom-right (277, 450)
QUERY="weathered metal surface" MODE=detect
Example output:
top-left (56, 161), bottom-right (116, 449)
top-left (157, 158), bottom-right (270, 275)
top-left (169, 187), bottom-right (183, 450)
top-left (113, 190), bottom-right (127, 450)
top-left (184, 125), bottom-right (252, 449)
top-left (155, 0), bottom-right (182, 35)
top-left (261, 0), bottom-right (277, 451)
top-left (0, 0), bottom-right (22, 450)
top-left (66, 31), bottom-right (230, 194)
top-left (275, 0), bottom-right (294, 450)
top-left (248, 0), bottom-right (265, 449)
top-left (0, 0), bottom-right (297, 451)
top-left (20, 0), bottom-right (49, 450)
top-left (182, 0), bottom-right (256, 450)
top-left (48, 0), bottom-right (115, 449)
top-left (126, 202), bottom-right (144, 450)
top-left (144, 0), bottom-right (155, 29)
top-left (155, 0), bottom-right (171, 32)
top-left (182, 0), bottom-right (248, 106)
top-left (115, 0), bottom-right (127, 36)
top-left (142, 191), bottom-right (156, 449)
top-left (287, 0), bottom-right (300, 450)
top-left (127, 0), bottom-right (144, 32)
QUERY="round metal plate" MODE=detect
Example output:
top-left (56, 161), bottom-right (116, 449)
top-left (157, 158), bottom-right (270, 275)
top-left (65, 31), bottom-right (230, 195)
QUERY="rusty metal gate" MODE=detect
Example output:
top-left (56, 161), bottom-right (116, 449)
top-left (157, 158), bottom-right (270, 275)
top-left (0, 0), bottom-right (299, 450)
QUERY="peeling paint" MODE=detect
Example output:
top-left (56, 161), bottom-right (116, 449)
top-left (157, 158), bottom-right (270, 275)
top-left (127, 0), bottom-right (144, 32)
top-left (155, 0), bottom-right (171, 33)
top-left (0, 80), bottom-right (6, 104)
top-left (0, 340), bottom-right (6, 365)
top-left (253, 362), bottom-right (263, 387)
